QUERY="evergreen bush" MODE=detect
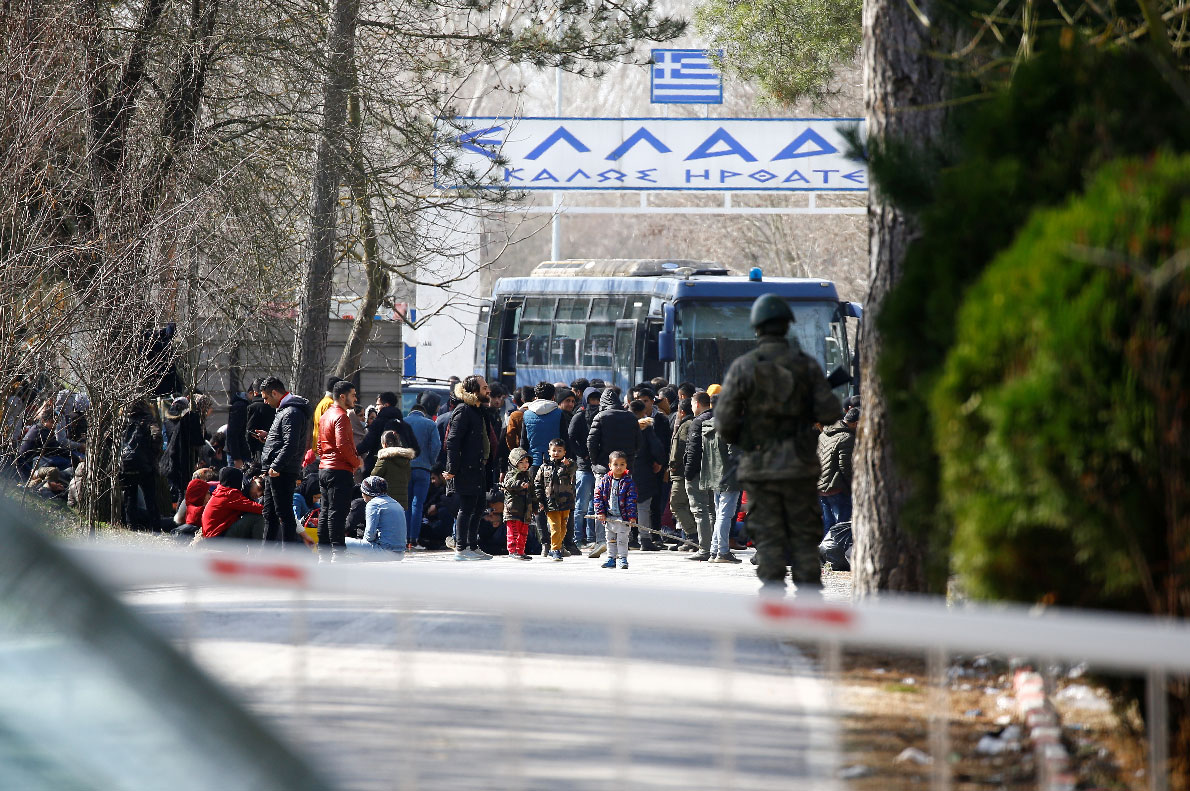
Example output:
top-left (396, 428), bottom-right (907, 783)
top-left (935, 153), bottom-right (1190, 614)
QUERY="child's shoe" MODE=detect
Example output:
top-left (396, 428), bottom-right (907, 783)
top-left (618, 557), bottom-right (629, 570)
top-left (552, 550), bottom-right (564, 562)
top-left (601, 556), bottom-right (617, 569)
top-left (518, 553), bottom-right (533, 560)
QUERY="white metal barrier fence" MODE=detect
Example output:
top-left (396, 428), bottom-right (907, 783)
top-left (69, 543), bottom-right (1190, 791)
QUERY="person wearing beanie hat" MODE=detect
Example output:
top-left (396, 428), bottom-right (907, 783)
top-left (201, 466), bottom-right (264, 540)
top-left (816, 407), bottom-right (858, 536)
top-left (345, 474), bottom-right (407, 559)
top-left (706, 384), bottom-right (722, 397)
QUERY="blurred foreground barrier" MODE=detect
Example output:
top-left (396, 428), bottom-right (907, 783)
top-left (68, 542), bottom-right (1190, 791)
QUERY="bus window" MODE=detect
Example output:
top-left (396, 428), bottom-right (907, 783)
top-left (517, 321), bottom-right (551, 366)
top-left (475, 302), bottom-right (491, 377)
top-left (674, 300), bottom-right (838, 387)
top-left (626, 299), bottom-right (648, 321)
top-left (583, 323), bottom-right (615, 366)
top-left (613, 321), bottom-right (637, 388)
top-left (522, 296), bottom-right (556, 322)
top-left (557, 296), bottom-right (590, 322)
top-left (588, 297), bottom-right (611, 321)
top-left (551, 324), bottom-right (584, 366)
top-left (607, 295), bottom-right (627, 319)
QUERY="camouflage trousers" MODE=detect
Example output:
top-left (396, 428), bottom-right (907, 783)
top-left (744, 479), bottom-right (822, 589)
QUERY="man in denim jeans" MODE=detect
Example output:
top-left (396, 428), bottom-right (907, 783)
top-left (568, 387), bottom-right (602, 549)
top-left (816, 406), bottom-right (857, 535)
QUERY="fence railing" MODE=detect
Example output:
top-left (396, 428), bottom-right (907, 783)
top-left (69, 542), bottom-right (1190, 791)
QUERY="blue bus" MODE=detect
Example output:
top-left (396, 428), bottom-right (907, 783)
top-left (475, 259), bottom-right (861, 394)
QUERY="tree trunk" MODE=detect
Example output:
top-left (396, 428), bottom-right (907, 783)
top-left (292, 0), bottom-right (359, 399)
top-left (333, 68), bottom-right (392, 383)
top-left (852, 0), bottom-right (947, 596)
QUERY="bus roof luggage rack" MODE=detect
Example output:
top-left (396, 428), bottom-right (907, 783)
top-left (530, 259), bottom-right (737, 278)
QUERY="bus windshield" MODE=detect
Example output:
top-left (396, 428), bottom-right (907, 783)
top-left (674, 300), bottom-right (845, 388)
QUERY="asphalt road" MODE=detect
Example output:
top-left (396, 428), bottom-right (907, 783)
top-left (126, 549), bottom-right (841, 791)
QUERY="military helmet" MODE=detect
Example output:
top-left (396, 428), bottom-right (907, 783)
top-left (749, 293), bottom-right (794, 328)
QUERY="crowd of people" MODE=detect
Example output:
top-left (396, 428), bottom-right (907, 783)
top-left (2, 308), bottom-right (859, 588)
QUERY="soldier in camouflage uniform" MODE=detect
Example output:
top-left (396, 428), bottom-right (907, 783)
top-left (717, 294), bottom-right (841, 594)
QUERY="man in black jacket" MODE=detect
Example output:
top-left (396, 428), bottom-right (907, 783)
top-left (587, 387), bottom-right (641, 476)
top-left (256, 376), bottom-right (311, 545)
top-left (585, 386), bottom-right (640, 556)
top-left (244, 379), bottom-right (275, 473)
top-left (357, 391), bottom-right (419, 472)
top-left (632, 384), bottom-right (671, 546)
top-left (118, 400), bottom-right (161, 531)
top-left (443, 375), bottom-right (498, 560)
top-left (225, 389), bottom-right (250, 470)
top-left (568, 386), bottom-right (602, 546)
top-left (629, 399), bottom-right (666, 551)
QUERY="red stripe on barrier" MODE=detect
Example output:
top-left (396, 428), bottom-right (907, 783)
top-left (208, 558), bottom-right (307, 586)
top-left (757, 600), bottom-right (855, 627)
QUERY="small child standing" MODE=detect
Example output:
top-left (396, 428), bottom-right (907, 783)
top-left (503, 448), bottom-right (535, 560)
top-left (534, 438), bottom-right (576, 561)
top-left (593, 451), bottom-right (638, 569)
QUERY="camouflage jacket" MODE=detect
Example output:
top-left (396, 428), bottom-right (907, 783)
top-left (716, 336), bottom-right (841, 483)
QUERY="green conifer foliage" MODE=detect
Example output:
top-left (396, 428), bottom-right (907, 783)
top-left (935, 153), bottom-right (1190, 615)
top-left (870, 43), bottom-right (1190, 588)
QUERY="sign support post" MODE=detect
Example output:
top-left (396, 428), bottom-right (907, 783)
top-left (551, 63), bottom-right (564, 261)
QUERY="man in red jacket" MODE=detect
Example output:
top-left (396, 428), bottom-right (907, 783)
top-left (201, 467), bottom-right (265, 539)
top-left (318, 379), bottom-right (363, 559)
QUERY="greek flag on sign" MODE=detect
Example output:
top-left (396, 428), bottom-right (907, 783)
top-left (651, 49), bottom-right (723, 105)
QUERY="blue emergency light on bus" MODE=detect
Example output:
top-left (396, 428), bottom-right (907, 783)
top-left (475, 259), bottom-right (861, 395)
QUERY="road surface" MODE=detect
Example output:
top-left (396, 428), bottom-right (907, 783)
top-left (127, 548), bottom-right (840, 791)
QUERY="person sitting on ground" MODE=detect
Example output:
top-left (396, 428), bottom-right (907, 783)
top-left (200, 467), bottom-right (265, 541)
top-left (372, 429), bottom-right (416, 512)
top-left (18, 412), bottom-right (70, 478)
top-left (346, 484), bottom-right (367, 540)
top-left (503, 447), bottom-right (535, 560)
top-left (29, 466), bottom-right (67, 504)
top-left (419, 468), bottom-right (458, 550)
top-left (479, 490), bottom-right (507, 556)
top-left (294, 473), bottom-right (320, 524)
top-left (67, 462), bottom-right (85, 510)
top-left (593, 451), bottom-right (638, 570)
top-left (245, 475), bottom-right (265, 502)
top-left (200, 431), bottom-right (229, 471)
top-left (176, 475), bottom-right (213, 537)
top-left (344, 475), bottom-right (407, 559)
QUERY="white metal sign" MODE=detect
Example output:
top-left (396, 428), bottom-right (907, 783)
top-left (439, 117), bottom-right (866, 192)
